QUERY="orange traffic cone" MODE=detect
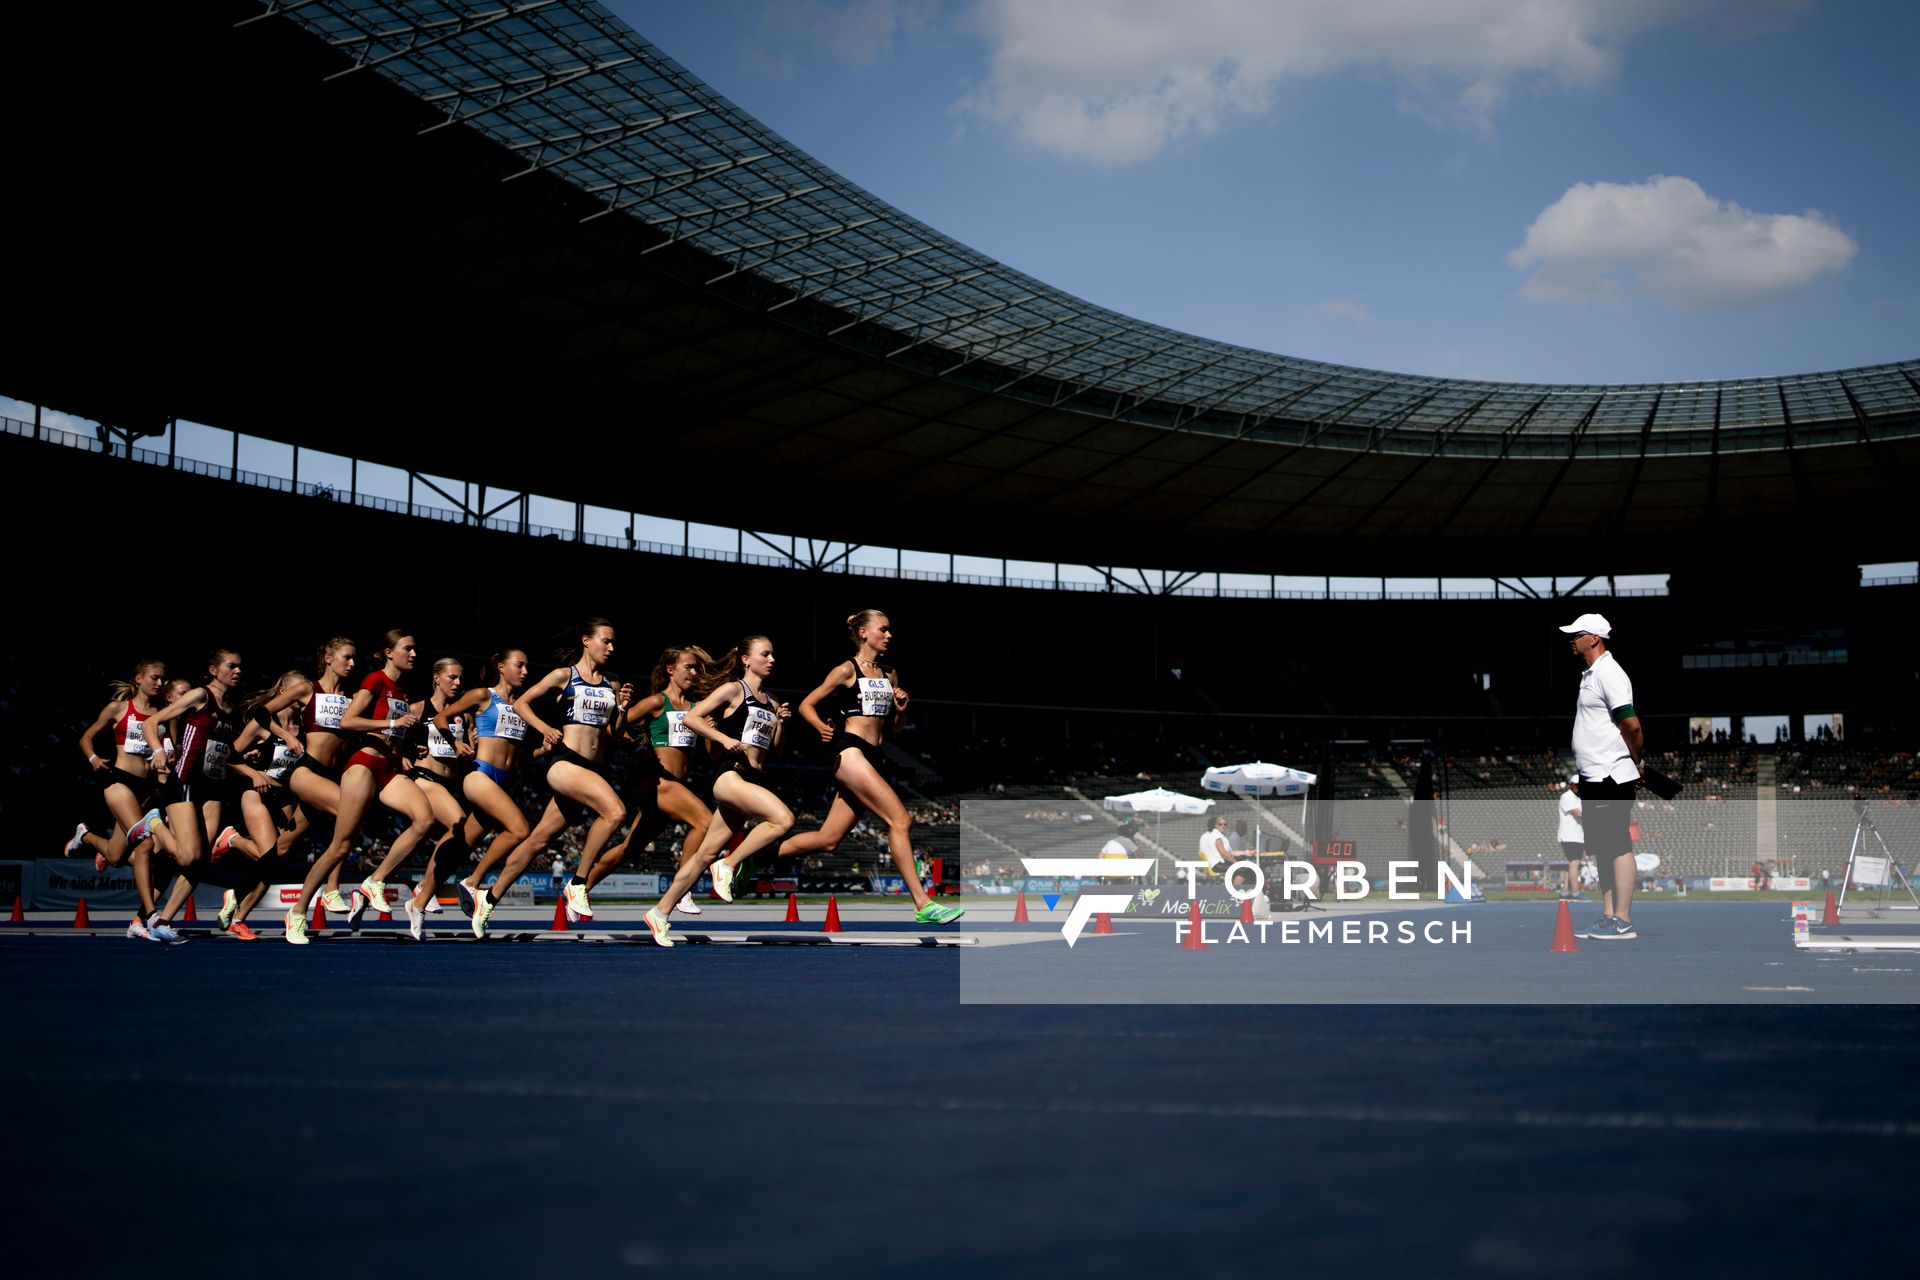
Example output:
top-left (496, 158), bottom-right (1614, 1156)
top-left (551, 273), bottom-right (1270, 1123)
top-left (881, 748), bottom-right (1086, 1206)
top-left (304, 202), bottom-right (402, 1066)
top-left (1550, 899), bottom-right (1580, 953)
top-left (1822, 891), bottom-right (1840, 925)
top-left (551, 895), bottom-right (570, 932)
top-left (10, 895), bottom-right (22, 922)
top-left (73, 898), bottom-right (92, 929)
top-left (310, 897), bottom-right (328, 934)
top-left (1013, 892), bottom-right (1030, 922)
top-left (784, 893), bottom-right (799, 923)
top-left (822, 896), bottom-right (843, 933)
top-left (183, 895), bottom-right (197, 922)
top-left (1239, 894), bottom-right (1254, 925)
top-left (1093, 911), bottom-right (1114, 935)
top-left (1182, 898), bottom-right (1206, 950)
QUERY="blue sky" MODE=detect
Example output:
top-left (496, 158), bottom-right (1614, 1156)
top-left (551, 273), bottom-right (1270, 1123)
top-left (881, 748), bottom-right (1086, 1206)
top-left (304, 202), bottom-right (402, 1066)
top-left (613, 0), bottom-right (1919, 384)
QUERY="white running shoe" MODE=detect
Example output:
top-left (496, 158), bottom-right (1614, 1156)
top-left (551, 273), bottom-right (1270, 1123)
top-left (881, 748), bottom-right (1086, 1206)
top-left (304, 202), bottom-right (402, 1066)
top-left (564, 882), bottom-right (593, 921)
top-left (63, 822), bottom-right (88, 857)
top-left (358, 879), bottom-right (393, 914)
top-left (673, 898), bottom-right (703, 916)
top-left (405, 898), bottom-right (427, 941)
top-left (709, 859), bottom-right (735, 903)
top-left (285, 910), bottom-right (309, 946)
top-left (643, 907), bottom-right (673, 948)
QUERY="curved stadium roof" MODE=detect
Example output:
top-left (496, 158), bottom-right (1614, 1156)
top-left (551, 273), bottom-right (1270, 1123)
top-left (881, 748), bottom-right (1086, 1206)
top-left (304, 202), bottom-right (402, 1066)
top-left (7, 0), bottom-right (1918, 575)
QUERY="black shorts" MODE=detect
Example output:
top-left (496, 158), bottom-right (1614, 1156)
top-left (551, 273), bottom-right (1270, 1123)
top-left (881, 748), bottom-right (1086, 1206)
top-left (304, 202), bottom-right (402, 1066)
top-left (830, 732), bottom-right (886, 777)
top-left (162, 775), bottom-right (242, 813)
top-left (1560, 841), bottom-right (1585, 860)
top-left (1578, 778), bottom-right (1636, 860)
top-left (540, 745), bottom-right (615, 826)
top-left (99, 766), bottom-right (158, 804)
top-left (414, 760), bottom-right (477, 815)
top-left (286, 751), bottom-right (342, 785)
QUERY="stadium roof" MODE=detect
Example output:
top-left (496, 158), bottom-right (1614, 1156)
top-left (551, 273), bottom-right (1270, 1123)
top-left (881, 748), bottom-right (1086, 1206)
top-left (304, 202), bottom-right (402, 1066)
top-left (7, 0), bottom-right (1918, 575)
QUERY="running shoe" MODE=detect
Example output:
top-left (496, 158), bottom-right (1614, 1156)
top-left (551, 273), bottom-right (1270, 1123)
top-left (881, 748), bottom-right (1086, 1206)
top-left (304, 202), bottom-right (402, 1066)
top-left (347, 889), bottom-right (369, 934)
top-left (320, 888), bottom-right (353, 915)
top-left (358, 879), bottom-right (392, 914)
top-left (147, 917), bottom-right (184, 944)
top-left (211, 825), bottom-right (238, 860)
top-left (912, 901), bottom-right (966, 925)
top-left (423, 897), bottom-right (444, 914)
top-left (673, 897), bottom-right (703, 916)
top-left (1589, 918), bottom-right (1638, 941)
top-left (285, 909), bottom-right (308, 946)
top-left (643, 907), bottom-right (673, 948)
top-left (405, 898), bottom-right (427, 941)
top-left (63, 822), bottom-right (88, 857)
top-left (218, 889), bottom-right (239, 931)
top-left (1575, 915), bottom-right (1616, 940)
top-left (127, 917), bottom-right (154, 942)
top-left (455, 881), bottom-right (476, 916)
top-left (564, 882), bottom-right (593, 921)
top-left (127, 809), bottom-right (161, 845)
top-left (709, 859), bottom-right (735, 903)
top-left (472, 890), bottom-right (495, 940)
top-left (228, 921), bottom-right (260, 942)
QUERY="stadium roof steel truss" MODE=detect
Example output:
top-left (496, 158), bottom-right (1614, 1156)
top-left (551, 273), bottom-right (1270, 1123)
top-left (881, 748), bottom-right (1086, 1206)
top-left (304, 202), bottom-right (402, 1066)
top-left (261, 0), bottom-right (1918, 463)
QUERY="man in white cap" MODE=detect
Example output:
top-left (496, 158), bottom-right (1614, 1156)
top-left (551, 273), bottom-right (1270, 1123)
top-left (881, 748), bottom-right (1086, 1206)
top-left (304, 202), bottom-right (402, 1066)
top-left (1559, 612), bottom-right (1643, 940)
top-left (1557, 775), bottom-right (1584, 900)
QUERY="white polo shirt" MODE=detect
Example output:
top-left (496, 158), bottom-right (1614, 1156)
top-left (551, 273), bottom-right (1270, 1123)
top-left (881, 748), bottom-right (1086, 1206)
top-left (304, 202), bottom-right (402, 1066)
top-left (1100, 834), bottom-right (1138, 860)
top-left (1557, 788), bottom-right (1584, 843)
top-left (1573, 651), bottom-right (1641, 784)
top-left (1198, 827), bottom-right (1231, 868)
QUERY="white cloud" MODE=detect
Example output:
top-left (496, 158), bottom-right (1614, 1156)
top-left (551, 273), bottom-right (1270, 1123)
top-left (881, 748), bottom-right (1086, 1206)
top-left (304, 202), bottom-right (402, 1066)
top-left (1506, 175), bottom-right (1857, 310)
top-left (750, 0), bottom-right (936, 71)
top-left (953, 0), bottom-right (1803, 165)
top-left (0, 396), bottom-right (94, 435)
top-left (1317, 296), bottom-right (1371, 323)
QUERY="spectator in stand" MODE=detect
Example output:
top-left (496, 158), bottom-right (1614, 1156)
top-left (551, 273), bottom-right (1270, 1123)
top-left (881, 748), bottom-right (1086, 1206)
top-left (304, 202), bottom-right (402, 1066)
top-left (1229, 820), bottom-right (1250, 857)
top-left (1558, 776), bottom-right (1584, 900)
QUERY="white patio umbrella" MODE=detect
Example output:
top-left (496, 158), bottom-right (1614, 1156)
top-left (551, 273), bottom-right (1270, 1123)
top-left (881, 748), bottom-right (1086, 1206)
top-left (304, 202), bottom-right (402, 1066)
top-left (1199, 762), bottom-right (1319, 855)
top-left (1102, 787), bottom-right (1216, 883)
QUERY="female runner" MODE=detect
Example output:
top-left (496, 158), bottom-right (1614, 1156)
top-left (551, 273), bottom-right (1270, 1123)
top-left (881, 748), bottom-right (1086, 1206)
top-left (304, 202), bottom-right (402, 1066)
top-left (285, 630), bottom-right (434, 944)
top-left (440, 649), bottom-right (537, 940)
top-left (140, 649), bottom-right (288, 936)
top-left (71, 659), bottom-right (171, 939)
top-left (760, 610), bottom-right (961, 924)
top-left (509, 619), bottom-right (633, 925)
top-left (589, 645), bottom-right (715, 916)
top-left (643, 636), bottom-right (792, 947)
top-left (396, 657), bottom-right (477, 940)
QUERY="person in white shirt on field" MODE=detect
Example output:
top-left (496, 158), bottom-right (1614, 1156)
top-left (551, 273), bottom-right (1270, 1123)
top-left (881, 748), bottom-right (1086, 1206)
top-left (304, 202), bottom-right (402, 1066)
top-left (1560, 613), bottom-right (1645, 941)
top-left (1557, 776), bottom-right (1585, 900)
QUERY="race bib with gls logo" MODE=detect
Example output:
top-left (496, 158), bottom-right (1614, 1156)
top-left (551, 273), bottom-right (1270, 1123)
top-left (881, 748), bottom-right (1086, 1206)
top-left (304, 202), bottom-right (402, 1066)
top-left (573, 683), bottom-right (615, 727)
top-left (741, 705), bottom-right (776, 750)
top-left (856, 677), bottom-right (894, 718)
top-left (665, 710), bottom-right (694, 748)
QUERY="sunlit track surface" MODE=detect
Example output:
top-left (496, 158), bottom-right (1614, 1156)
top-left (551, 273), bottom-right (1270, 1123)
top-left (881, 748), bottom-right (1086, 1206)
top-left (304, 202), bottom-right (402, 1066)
top-left (3, 936), bottom-right (1916, 1276)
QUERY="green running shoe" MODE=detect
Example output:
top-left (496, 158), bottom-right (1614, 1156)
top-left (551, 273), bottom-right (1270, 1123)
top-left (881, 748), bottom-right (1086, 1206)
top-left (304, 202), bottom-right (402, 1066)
top-left (913, 901), bottom-right (965, 924)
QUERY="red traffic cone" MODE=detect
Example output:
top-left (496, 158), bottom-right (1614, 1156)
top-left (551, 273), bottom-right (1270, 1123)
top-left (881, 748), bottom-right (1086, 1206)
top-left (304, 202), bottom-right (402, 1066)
top-left (822, 896), bottom-right (843, 933)
top-left (1239, 894), bottom-right (1255, 925)
top-left (10, 895), bottom-right (22, 922)
top-left (784, 892), bottom-right (799, 923)
top-left (183, 895), bottom-right (197, 922)
top-left (1182, 898), bottom-right (1205, 950)
top-left (551, 894), bottom-right (571, 932)
top-left (1093, 911), bottom-right (1114, 935)
top-left (1822, 891), bottom-right (1840, 925)
top-left (1013, 891), bottom-right (1030, 922)
top-left (310, 897), bottom-right (328, 934)
top-left (73, 897), bottom-right (92, 929)
top-left (379, 906), bottom-right (392, 922)
top-left (1550, 899), bottom-right (1580, 953)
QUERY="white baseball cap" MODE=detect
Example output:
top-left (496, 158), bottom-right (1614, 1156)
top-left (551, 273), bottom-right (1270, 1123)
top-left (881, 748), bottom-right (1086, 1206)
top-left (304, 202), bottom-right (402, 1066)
top-left (1568, 774), bottom-right (1580, 784)
top-left (1558, 612), bottom-right (1612, 639)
